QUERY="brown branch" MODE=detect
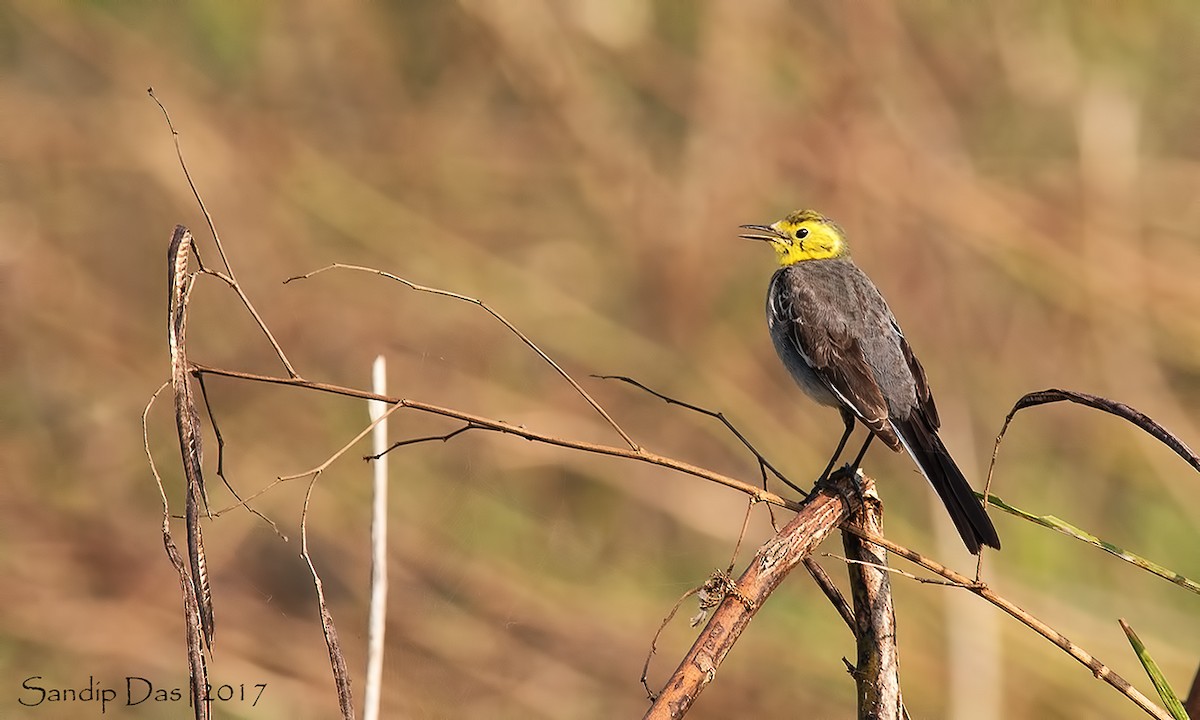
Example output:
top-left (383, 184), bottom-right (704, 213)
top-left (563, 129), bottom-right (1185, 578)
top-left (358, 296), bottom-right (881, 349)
top-left (149, 89), bottom-right (299, 378)
top-left (594, 374), bottom-right (801, 495)
top-left (846, 530), bottom-right (1171, 720)
top-left (802, 557), bottom-right (856, 631)
top-left (644, 469), bottom-right (863, 719)
top-left (299, 475), bottom-right (355, 719)
top-left (193, 371), bottom-right (283, 537)
top-left (596, 375), bottom-right (874, 655)
top-left (190, 357), bottom-right (1171, 718)
top-left (984, 388), bottom-right (1200, 585)
top-left (841, 490), bottom-right (902, 719)
top-left (285, 263), bottom-right (635, 448)
top-left (167, 226), bottom-right (215, 656)
top-left (189, 363), bottom-right (801, 512)
top-left (143, 383), bottom-right (209, 720)
top-left (997, 389), bottom-right (1199, 472)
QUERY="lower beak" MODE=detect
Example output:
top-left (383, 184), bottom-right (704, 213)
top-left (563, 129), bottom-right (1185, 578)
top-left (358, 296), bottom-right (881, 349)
top-left (739, 224), bottom-right (784, 242)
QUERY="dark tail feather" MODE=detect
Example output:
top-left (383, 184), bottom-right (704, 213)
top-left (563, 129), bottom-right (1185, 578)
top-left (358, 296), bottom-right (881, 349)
top-left (895, 418), bottom-right (1001, 554)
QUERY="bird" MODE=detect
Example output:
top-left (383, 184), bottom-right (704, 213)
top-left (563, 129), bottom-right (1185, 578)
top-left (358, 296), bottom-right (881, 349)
top-left (741, 209), bottom-right (1000, 553)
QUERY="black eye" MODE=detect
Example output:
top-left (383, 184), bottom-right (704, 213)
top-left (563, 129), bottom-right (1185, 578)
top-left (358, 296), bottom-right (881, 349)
top-left (795, 228), bottom-right (809, 239)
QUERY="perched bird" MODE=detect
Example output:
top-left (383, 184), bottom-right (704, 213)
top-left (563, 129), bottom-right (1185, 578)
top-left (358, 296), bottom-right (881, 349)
top-left (741, 210), bottom-right (1000, 553)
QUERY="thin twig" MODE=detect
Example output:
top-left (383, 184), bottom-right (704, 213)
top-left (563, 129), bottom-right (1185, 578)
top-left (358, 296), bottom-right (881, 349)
top-left (824, 554), bottom-right (962, 587)
top-left (192, 363), bottom-right (800, 512)
top-left (986, 388), bottom-right (1200, 591)
top-left (300, 475), bottom-right (354, 720)
top-left (595, 374), bottom-right (802, 495)
top-left (640, 583), bottom-right (705, 701)
top-left (211, 401), bottom-right (406, 516)
top-left (193, 372), bottom-right (283, 538)
top-left (285, 263), bottom-right (635, 449)
top-left (803, 557), bottom-right (855, 631)
top-left (369, 425), bottom-right (477, 459)
top-left (844, 527), bottom-right (1172, 720)
top-left (725, 498), bottom-right (758, 574)
top-left (148, 88), bottom-right (299, 378)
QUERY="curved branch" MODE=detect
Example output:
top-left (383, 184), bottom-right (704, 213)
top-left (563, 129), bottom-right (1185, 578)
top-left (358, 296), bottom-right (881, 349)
top-left (285, 263), bottom-right (637, 449)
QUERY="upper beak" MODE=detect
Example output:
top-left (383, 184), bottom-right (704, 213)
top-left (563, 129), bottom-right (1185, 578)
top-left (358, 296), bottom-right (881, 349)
top-left (739, 224), bottom-right (786, 242)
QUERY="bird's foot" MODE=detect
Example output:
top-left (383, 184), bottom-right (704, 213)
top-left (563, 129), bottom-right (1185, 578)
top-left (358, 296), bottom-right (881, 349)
top-left (815, 464), bottom-right (866, 510)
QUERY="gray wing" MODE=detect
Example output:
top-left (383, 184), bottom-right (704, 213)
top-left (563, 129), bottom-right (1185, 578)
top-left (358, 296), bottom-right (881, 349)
top-left (772, 264), bottom-right (902, 449)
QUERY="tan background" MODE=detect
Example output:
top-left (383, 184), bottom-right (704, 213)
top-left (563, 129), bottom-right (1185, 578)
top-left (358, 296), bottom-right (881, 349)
top-left (2, 2), bottom-right (1199, 718)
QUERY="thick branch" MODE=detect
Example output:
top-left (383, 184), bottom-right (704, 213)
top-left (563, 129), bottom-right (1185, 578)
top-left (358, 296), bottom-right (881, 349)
top-left (842, 491), bottom-right (901, 720)
top-left (644, 470), bottom-right (863, 719)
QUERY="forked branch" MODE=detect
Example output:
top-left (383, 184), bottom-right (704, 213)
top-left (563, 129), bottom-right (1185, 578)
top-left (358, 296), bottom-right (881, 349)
top-left (643, 470), bottom-right (864, 718)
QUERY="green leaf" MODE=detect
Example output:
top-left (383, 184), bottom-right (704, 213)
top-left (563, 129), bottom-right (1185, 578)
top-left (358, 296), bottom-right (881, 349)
top-left (1119, 619), bottom-right (1188, 720)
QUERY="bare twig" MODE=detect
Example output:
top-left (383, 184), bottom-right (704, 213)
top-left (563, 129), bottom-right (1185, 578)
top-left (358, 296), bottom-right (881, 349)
top-left (640, 582), bottom-right (706, 701)
top-left (191, 363), bottom-right (801, 513)
top-left (193, 372), bottom-right (283, 537)
top-left (369, 425), bottom-right (477, 459)
top-left (846, 528), bottom-right (1172, 720)
top-left (300, 475), bottom-right (355, 720)
top-left (802, 558), bottom-right (856, 630)
top-left (286, 263), bottom-right (635, 448)
top-left (149, 88), bottom-right (299, 378)
top-left (200, 401), bottom-right (404, 519)
top-left (995, 389), bottom-right (1199, 471)
top-left (725, 498), bottom-right (757, 574)
top-left (986, 389), bottom-right (1200, 593)
top-left (825, 554), bottom-right (963, 588)
top-left (595, 374), bottom-right (802, 495)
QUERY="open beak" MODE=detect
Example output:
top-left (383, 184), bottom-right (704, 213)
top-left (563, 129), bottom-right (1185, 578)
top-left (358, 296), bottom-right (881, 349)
top-left (739, 224), bottom-right (787, 242)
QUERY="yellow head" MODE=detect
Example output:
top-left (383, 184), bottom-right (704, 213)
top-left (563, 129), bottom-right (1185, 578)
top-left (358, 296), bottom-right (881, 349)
top-left (740, 209), bottom-right (849, 266)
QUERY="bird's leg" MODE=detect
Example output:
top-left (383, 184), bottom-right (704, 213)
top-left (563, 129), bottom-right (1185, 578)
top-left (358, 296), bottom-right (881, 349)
top-left (847, 433), bottom-right (875, 475)
top-left (818, 408), bottom-right (856, 481)
top-left (820, 433), bottom-right (877, 511)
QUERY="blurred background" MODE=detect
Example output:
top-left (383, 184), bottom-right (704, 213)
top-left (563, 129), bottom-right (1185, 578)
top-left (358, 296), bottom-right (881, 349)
top-left (2, 1), bottom-right (1199, 717)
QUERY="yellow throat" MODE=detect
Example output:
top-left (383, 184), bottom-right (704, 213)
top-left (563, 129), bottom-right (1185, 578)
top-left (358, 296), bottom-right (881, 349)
top-left (740, 209), bottom-right (849, 266)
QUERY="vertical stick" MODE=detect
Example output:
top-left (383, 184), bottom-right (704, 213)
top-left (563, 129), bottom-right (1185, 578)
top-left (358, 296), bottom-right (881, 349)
top-left (364, 355), bottom-right (389, 720)
top-left (842, 485), bottom-right (902, 719)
